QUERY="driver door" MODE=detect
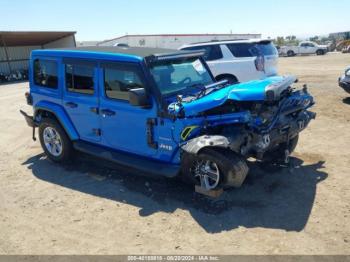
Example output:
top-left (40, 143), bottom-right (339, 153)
top-left (99, 62), bottom-right (158, 157)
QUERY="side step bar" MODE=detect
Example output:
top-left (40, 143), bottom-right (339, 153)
top-left (73, 141), bottom-right (179, 178)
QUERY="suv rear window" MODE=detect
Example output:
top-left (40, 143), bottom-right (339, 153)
top-left (33, 59), bottom-right (58, 88)
top-left (227, 42), bottom-right (277, 57)
top-left (182, 45), bottom-right (223, 61)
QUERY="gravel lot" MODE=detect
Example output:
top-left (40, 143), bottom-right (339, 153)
top-left (0, 53), bottom-right (349, 254)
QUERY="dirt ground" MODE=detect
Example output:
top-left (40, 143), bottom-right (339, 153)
top-left (0, 53), bottom-right (349, 255)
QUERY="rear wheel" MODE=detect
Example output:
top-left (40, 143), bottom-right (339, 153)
top-left (39, 118), bottom-right (73, 162)
top-left (287, 50), bottom-right (295, 57)
top-left (215, 75), bottom-right (238, 85)
top-left (316, 49), bottom-right (325, 55)
top-left (181, 148), bottom-right (249, 190)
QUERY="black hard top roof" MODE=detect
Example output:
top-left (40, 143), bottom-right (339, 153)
top-left (56, 46), bottom-right (185, 58)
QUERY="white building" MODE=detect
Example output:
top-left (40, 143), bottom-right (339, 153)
top-left (98, 33), bottom-right (261, 49)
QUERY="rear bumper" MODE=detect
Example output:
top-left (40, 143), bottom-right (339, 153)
top-left (339, 80), bottom-right (350, 94)
top-left (19, 110), bottom-right (36, 128)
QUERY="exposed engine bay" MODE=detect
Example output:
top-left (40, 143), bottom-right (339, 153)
top-left (180, 83), bottom-right (316, 160)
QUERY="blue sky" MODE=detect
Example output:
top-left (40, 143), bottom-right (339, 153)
top-left (1, 0), bottom-right (348, 41)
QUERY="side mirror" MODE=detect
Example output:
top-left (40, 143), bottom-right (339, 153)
top-left (129, 88), bottom-right (151, 108)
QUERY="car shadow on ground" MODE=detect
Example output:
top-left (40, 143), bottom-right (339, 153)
top-left (342, 97), bottom-right (350, 105)
top-left (22, 152), bottom-right (327, 233)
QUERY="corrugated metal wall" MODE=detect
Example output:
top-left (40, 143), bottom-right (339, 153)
top-left (0, 35), bottom-right (76, 76)
top-left (0, 45), bottom-right (40, 74)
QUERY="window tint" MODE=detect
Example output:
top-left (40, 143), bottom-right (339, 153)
top-left (227, 43), bottom-right (255, 57)
top-left (104, 67), bottom-right (144, 101)
top-left (33, 59), bottom-right (58, 88)
top-left (66, 64), bottom-right (94, 94)
top-left (183, 45), bottom-right (223, 61)
top-left (257, 42), bottom-right (278, 55)
top-left (227, 42), bottom-right (277, 57)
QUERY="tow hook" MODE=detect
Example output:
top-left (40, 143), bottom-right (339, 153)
top-left (298, 120), bottom-right (305, 130)
top-left (284, 149), bottom-right (290, 164)
top-left (32, 126), bottom-right (36, 141)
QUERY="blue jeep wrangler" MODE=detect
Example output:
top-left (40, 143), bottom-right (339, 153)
top-left (21, 47), bottom-right (315, 191)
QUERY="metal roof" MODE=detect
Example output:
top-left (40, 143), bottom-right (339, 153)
top-left (0, 31), bottom-right (76, 46)
top-left (98, 33), bottom-right (261, 45)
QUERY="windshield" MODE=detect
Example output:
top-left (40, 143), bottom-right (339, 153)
top-left (149, 57), bottom-right (214, 96)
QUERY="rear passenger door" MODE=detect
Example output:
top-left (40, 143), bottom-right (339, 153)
top-left (63, 59), bottom-right (100, 143)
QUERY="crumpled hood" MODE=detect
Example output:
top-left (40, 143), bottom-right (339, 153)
top-left (168, 75), bottom-right (296, 117)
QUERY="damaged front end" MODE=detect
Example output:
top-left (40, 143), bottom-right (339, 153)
top-left (169, 75), bottom-right (316, 161)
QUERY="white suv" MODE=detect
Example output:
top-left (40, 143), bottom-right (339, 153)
top-left (179, 39), bottom-right (278, 83)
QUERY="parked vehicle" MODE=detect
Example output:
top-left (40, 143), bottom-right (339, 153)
top-left (342, 46), bottom-right (350, 54)
top-left (20, 47), bottom-right (315, 191)
top-left (113, 43), bottom-right (129, 48)
top-left (279, 41), bottom-right (328, 57)
top-left (0, 73), bottom-right (6, 83)
top-left (339, 66), bottom-right (350, 94)
top-left (179, 39), bottom-right (278, 83)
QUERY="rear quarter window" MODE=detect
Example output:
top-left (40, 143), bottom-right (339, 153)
top-left (227, 42), bottom-right (277, 57)
top-left (33, 59), bottom-right (58, 88)
top-left (182, 45), bottom-right (223, 61)
top-left (65, 64), bottom-right (95, 95)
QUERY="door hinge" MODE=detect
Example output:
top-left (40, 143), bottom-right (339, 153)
top-left (90, 107), bottom-right (99, 114)
top-left (146, 118), bottom-right (158, 149)
top-left (92, 128), bottom-right (101, 136)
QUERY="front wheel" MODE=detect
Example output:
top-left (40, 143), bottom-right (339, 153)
top-left (181, 148), bottom-right (249, 190)
top-left (39, 118), bottom-right (73, 162)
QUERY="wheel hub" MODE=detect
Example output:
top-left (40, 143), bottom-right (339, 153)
top-left (43, 127), bottom-right (63, 157)
top-left (193, 160), bottom-right (220, 190)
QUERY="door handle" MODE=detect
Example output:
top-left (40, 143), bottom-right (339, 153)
top-left (101, 109), bottom-right (116, 116)
top-left (65, 102), bottom-right (78, 108)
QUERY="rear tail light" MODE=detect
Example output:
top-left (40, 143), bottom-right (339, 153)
top-left (25, 91), bottom-right (33, 105)
top-left (255, 55), bottom-right (265, 72)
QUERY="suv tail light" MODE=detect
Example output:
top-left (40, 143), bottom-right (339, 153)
top-left (255, 55), bottom-right (265, 72)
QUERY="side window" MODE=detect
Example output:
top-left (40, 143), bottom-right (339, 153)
top-left (104, 66), bottom-right (144, 101)
top-left (300, 43), bottom-right (308, 47)
top-left (183, 45), bottom-right (223, 61)
top-left (226, 43), bottom-right (255, 57)
top-left (65, 64), bottom-right (94, 95)
top-left (33, 59), bottom-right (58, 88)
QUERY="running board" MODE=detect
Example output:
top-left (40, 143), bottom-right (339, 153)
top-left (73, 141), bottom-right (179, 178)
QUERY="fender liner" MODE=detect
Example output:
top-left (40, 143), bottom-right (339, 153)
top-left (181, 135), bottom-right (230, 154)
top-left (34, 101), bottom-right (79, 140)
